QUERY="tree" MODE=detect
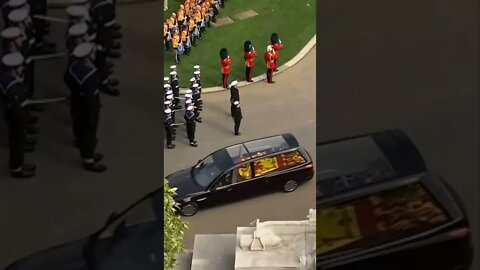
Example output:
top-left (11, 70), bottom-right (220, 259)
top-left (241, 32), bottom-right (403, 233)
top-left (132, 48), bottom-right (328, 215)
top-left (164, 179), bottom-right (188, 270)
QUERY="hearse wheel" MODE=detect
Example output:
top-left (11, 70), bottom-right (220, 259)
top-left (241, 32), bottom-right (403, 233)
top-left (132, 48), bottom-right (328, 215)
top-left (283, 180), bottom-right (298, 192)
top-left (181, 202), bottom-right (199, 216)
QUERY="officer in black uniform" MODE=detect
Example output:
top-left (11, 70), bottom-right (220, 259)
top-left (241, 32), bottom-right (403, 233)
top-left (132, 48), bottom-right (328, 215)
top-left (170, 71), bottom-right (181, 110)
top-left (191, 83), bottom-right (202, 123)
top-left (164, 108), bottom-right (175, 149)
top-left (0, 52), bottom-right (36, 177)
top-left (229, 80), bottom-right (239, 116)
top-left (184, 105), bottom-right (198, 147)
top-left (232, 101), bottom-right (242, 136)
top-left (64, 42), bottom-right (106, 172)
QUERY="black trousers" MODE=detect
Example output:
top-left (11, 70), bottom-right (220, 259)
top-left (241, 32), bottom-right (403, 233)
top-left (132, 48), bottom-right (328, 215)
top-left (77, 95), bottom-right (100, 159)
top-left (5, 107), bottom-right (27, 169)
top-left (230, 103), bottom-right (235, 117)
top-left (266, 68), bottom-right (273, 83)
top-left (70, 94), bottom-right (81, 141)
top-left (165, 125), bottom-right (174, 145)
top-left (234, 117), bottom-right (241, 135)
top-left (245, 66), bottom-right (252, 81)
top-left (25, 62), bottom-right (35, 96)
top-left (186, 122), bottom-right (196, 142)
top-left (222, 73), bottom-right (228, 88)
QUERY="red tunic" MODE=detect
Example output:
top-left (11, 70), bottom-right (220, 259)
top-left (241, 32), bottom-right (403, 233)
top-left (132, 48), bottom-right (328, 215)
top-left (221, 58), bottom-right (231, 74)
top-left (264, 52), bottom-right (275, 69)
top-left (244, 51), bottom-right (257, 68)
top-left (272, 43), bottom-right (284, 59)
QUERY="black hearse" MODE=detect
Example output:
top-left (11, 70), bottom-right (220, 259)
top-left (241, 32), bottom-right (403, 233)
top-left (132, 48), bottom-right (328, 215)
top-left (5, 188), bottom-right (162, 270)
top-left (166, 133), bottom-right (314, 216)
top-left (316, 130), bottom-right (473, 270)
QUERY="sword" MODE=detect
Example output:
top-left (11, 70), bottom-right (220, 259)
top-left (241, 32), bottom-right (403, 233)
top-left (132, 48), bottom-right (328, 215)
top-left (30, 52), bottom-right (68, 61)
top-left (33, 15), bottom-right (69, 24)
top-left (23, 96), bottom-right (69, 106)
top-left (172, 122), bottom-right (186, 126)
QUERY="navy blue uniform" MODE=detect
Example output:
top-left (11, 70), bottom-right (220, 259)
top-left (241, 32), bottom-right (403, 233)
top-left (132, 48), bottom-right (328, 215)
top-left (232, 104), bottom-right (242, 135)
top-left (164, 112), bottom-right (174, 147)
top-left (229, 86), bottom-right (239, 116)
top-left (0, 71), bottom-right (29, 169)
top-left (64, 59), bottom-right (100, 160)
top-left (184, 110), bottom-right (196, 144)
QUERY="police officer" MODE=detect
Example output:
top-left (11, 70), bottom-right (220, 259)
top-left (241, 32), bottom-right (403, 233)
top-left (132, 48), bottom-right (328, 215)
top-left (64, 42), bottom-right (106, 172)
top-left (229, 80), bottom-right (239, 116)
top-left (170, 71), bottom-right (181, 109)
top-left (232, 101), bottom-right (242, 136)
top-left (184, 105), bottom-right (197, 147)
top-left (164, 108), bottom-right (175, 149)
top-left (0, 52), bottom-right (36, 177)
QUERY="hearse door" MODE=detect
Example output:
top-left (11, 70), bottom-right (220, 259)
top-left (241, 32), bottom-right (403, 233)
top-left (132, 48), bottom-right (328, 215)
top-left (207, 170), bottom-right (237, 206)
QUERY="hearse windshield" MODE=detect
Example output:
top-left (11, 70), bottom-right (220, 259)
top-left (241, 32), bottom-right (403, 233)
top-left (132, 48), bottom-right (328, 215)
top-left (317, 183), bottom-right (451, 258)
top-left (193, 149), bottom-right (234, 187)
top-left (317, 137), bottom-right (398, 196)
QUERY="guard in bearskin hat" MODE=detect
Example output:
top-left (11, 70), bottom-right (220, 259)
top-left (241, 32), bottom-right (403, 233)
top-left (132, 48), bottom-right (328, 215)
top-left (220, 47), bottom-right (231, 88)
top-left (243, 40), bottom-right (257, 82)
top-left (270, 33), bottom-right (284, 72)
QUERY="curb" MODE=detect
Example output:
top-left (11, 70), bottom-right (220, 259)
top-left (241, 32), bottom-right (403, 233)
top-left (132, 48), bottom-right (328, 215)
top-left (179, 34), bottom-right (317, 94)
top-left (47, 0), bottom-right (156, 8)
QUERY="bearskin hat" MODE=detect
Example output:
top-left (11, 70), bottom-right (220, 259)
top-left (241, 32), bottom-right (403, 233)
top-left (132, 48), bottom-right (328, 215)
top-left (270, 33), bottom-right (280, 45)
top-left (244, 40), bottom-right (252, 52)
top-left (219, 48), bottom-right (228, 59)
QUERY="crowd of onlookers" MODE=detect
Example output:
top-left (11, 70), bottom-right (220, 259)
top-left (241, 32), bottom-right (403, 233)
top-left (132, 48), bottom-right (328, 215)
top-left (163, 0), bottom-right (225, 63)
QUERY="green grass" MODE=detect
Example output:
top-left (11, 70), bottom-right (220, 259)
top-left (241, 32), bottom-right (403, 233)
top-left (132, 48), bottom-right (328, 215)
top-left (163, 0), bottom-right (316, 87)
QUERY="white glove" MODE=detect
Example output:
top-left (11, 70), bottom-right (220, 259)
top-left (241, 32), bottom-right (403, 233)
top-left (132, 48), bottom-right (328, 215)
top-left (279, 39), bottom-right (282, 44)
top-left (252, 46), bottom-right (255, 51)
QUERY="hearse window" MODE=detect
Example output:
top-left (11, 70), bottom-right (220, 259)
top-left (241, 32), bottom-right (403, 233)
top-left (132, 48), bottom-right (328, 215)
top-left (253, 150), bottom-right (307, 177)
top-left (244, 136), bottom-right (290, 158)
top-left (213, 171), bottom-right (233, 188)
top-left (226, 144), bottom-right (251, 164)
top-left (317, 183), bottom-right (451, 257)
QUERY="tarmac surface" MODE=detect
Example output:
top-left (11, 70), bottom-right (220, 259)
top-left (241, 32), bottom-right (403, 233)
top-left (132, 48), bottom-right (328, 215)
top-left (318, 0), bottom-right (478, 268)
top-left (164, 47), bottom-right (317, 249)
top-left (0, 2), bottom-right (163, 267)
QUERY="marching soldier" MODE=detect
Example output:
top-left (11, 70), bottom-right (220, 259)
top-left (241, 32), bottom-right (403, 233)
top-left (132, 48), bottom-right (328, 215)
top-left (0, 52), bottom-right (36, 177)
top-left (170, 71), bottom-right (181, 109)
top-left (219, 47), bottom-right (230, 88)
top-left (229, 80), bottom-right (239, 116)
top-left (270, 33), bottom-right (283, 72)
top-left (164, 108), bottom-right (175, 149)
top-left (191, 83), bottom-right (202, 123)
top-left (64, 42), bottom-right (106, 172)
top-left (264, 45), bottom-right (275, 84)
top-left (232, 101), bottom-right (242, 136)
top-left (184, 105), bottom-right (198, 147)
top-left (243, 40), bottom-right (257, 82)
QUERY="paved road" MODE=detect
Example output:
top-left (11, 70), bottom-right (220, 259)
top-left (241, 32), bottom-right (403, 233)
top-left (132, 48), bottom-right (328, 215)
top-left (318, 0), bottom-right (478, 268)
top-left (0, 2), bottom-right (163, 267)
top-left (164, 47), bottom-right (317, 248)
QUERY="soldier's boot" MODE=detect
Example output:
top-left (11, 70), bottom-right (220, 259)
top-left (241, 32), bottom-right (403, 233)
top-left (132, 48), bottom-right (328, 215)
top-left (83, 161), bottom-right (107, 173)
top-left (195, 117), bottom-right (202, 123)
top-left (190, 141), bottom-right (198, 147)
top-left (108, 78), bottom-right (119, 87)
top-left (11, 165), bottom-right (36, 178)
top-left (100, 83), bottom-right (120, 96)
top-left (167, 144), bottom-right (176, 149)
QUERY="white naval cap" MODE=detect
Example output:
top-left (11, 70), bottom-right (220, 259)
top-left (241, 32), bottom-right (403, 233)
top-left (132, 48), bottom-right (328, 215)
top-left (189, 77), bottom-right (195, 82)
top-left (66, 6), bottom-right (86, 17)
top-left (163, 84), bottom-right (171, 88)
top-left (165, 90), bottom-right (173, 95)
top-left (192, 83), bottom-right (199, 88)
top-left (193, 71), bottom-right (200, 75)
top-left (185, 89), bottom-right (192, 94)
top-left (170, 71), bottom-right (177, 76)
top-left (186, 106), bottom-right (194, 111)
top-left (233, 101), bottom-right (240, 106)
top-left (184, 93), bottom-right (192, 98)
top-left (164, 108), bottom-right (172, 114)
top-left (72, 42), bottom-right (93, 58)
top-left (8, 0), bottom-right (26, 8)
top-left (230, 80), bottom-right (238, 87)
top-left (170, 65), bottom-right (177, 69)
top-left (164, 100), bottom-right (171, 105)
top-left (163, 77), bottom-right (169, 81)
top-left (185, 99), bottom-right (192, 104)
top-left (1, 27), bottom-right (22, 39)
top-left (8, 9), bottom-right (28, 23)
top-left (2, 52), bottom-right (24, 67)
top-left (166, 94), bottom-right (173, 100)
top-left (193, 65), bottom-right (200, 69)
top-left (68, 23), bottom-right (88, 37)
